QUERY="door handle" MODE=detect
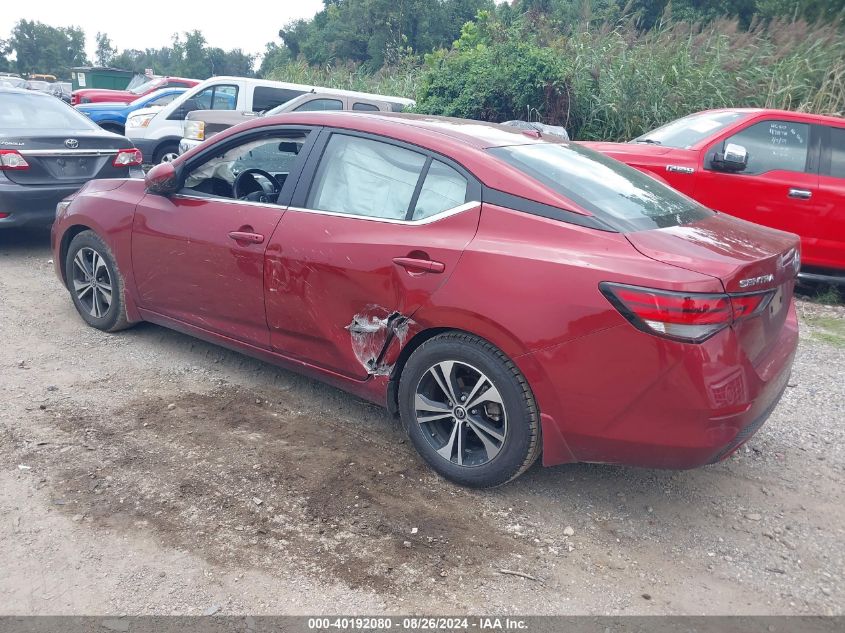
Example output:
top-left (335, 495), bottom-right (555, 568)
top-left (788, 188), bottom-right (812, 200)
top-left (228, 230), bottom-right (265, 244)
top-left (393, 256), bottom-right (445, 274)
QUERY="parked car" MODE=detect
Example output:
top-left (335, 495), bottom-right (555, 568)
top-left (126, 76), bottom-right (414, 164)
top-left (583, 108), bottom-right (845, 284)
top-left (48, 82), bottom-right (73, 103)
top-left (25, 80), bottom-right (52, 93)
top-left (76, 88), bottom-right (187, 136)
top-left (179, 91), bottom-right (397, 154)
top-left (2, 77), bottom-right (28, 90)
top-left (0, 87), bottom-right (143, 229)
top-left (52, 111), bottom-right (799, 487)
top-left (71, 75), bottom-right (198, 106)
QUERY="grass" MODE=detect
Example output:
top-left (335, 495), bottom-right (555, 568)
top-left (804, 315), bottom-right (845, 348)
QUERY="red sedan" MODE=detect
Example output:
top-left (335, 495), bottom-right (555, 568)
top-left (51, 112), bottom-right (800, 487)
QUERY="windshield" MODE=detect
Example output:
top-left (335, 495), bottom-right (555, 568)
top-left (632, 111), bottom-right (749, 149)
top-left (0, 91), bottom-right (100, 132)
top-left (129, 78), bottom-right (161, 95)
top-left (489, 143), bottom-right (712, 231)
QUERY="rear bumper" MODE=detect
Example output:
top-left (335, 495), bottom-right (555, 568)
top-left (520, 300), bottom-right (799, 469)
top-left (0, 178), bottom-right (81, 228)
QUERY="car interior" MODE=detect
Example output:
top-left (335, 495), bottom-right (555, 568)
top-left (181, 133), bottom-right (307, 203)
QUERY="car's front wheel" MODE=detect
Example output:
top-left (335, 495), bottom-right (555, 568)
top-left (65, 230), bottom-right (133, 332)
top-left (399, 332), bottom-right (542, 487)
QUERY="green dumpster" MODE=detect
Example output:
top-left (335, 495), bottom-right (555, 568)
top-left (71, 67), bottom-right (135, 91)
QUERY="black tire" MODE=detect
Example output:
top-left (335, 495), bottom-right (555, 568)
top-left (399, 332), bottom-right (541, 488)
top-left (152, 142), bottom-right (179, 165)
top-left (65, 230), bottom-right (133, 332)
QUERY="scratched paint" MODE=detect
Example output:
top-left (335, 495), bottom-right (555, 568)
top-left (346, 307), bottom-right (413, 376)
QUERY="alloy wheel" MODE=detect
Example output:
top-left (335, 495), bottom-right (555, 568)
top-left (414, 360), bottom-right (508, 467)
top-left (71, 247), bottom-right (113, 319)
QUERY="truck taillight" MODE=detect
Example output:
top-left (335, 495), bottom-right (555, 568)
top-left (600, 282), bottom-right (773, 343)
top-left (0, 150), bottom-right (29, 170)
top-left (113, 149), bottom-right (143, 167)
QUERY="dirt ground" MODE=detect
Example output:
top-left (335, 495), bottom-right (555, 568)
top-left (1, 228), bottom-right (843, 616)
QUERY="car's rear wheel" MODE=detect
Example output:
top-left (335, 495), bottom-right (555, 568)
top-left (153, 142), bottom-right (179, 164)
top-left (399, 332), bottom-right (541, 487)
top-left (65, 230), bottom-right (133, 332)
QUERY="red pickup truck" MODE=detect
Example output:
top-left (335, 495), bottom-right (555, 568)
top-left (583, 109), bottom-right (845, 283)
top-left (71, 76), bottom-right (199, 106)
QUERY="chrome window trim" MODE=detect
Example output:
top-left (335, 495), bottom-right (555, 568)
top-left (286, 200), bottom-right (481, 225)
top-left (171, 193), bottom-right (285, 210)
top-left (19, 148), bottom-right (121, 157)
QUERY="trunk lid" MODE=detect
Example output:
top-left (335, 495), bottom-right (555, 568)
top-left (6, 130), bottom-right (136, 186)
top-left (626, 212), bottom-right (799, 364)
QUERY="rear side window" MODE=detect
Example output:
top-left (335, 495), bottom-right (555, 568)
top-left (827, 126), bottom-right (845, 178)
top-left (412, 161), bottom-right (468, 220)
top-left (353, 102), bottom-right (380, 112)
top-left (253, 87), bottom-right (305, 112)
top-left (307, 134), bottom-right (426, 220)
top-left (720, 120), bottom-right (810, 175)
top-left (489, 143), bottom-right (711, 232)
top-left (295, 98), bottom-right (343, 112)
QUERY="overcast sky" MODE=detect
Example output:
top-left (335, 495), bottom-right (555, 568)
top-left (0, 1), bottom-right (325, 61)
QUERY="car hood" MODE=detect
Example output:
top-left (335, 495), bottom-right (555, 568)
top-left (579, 141), bottom-right (675, 157)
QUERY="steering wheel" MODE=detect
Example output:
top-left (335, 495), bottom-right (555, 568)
top-left (232, 168), bottom-right (281, 202)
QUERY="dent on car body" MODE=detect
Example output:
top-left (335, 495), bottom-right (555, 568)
top-left (346, 306), bottom-right (414, 376)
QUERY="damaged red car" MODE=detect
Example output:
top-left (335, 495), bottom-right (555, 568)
top-left (52, 112), bottom-right (800, 487)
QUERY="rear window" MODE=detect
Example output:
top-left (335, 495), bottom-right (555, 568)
top-left (0, 92), bottom-right (100, 132)
top-left (489, 143), bottom-right (712, 231)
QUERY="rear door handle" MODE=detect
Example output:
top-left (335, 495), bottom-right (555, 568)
top-left (788, 188), bottom-right (812, 200)
top-left (228, 231), bottom-right (265, 244)
top-left (393, 256), bottom-right (445, 274)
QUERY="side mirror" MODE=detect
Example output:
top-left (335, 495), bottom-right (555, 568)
top-left (713, 142), bottom-right (748, 172)
top-left (145, 162), bottom-right (180, 196)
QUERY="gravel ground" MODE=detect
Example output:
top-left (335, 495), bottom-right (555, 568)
top-left (0, 228), bottom-right (843, 616)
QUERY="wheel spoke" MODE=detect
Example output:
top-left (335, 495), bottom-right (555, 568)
top-left (74, 251), bottom-right (91, 278)
top-left (96, 286), bottom-right (112, 309)
top-left (72, 279), bottom-right (91, 296)
top-left (466, 383), bottom-right (503, 411)
top-left (90, 290), bottom-right (101, 317)
top-left (466, 414), bottom-right (505, 460)
top-left (435, 419), bottom-right (460, 462)
top-left (429, 361), bottom-right (459, 404)
top-left (462, 373), bottom-right (488, 410)
top-left (414, 393), bottom-right (451, 414)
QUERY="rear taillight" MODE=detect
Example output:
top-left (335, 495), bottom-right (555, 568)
top-left (0, 150), bottom-right (29, 171)
top-left (600, 282), bottom-right (773, 343)
top-left (113, 149), bottom-right (143, 167)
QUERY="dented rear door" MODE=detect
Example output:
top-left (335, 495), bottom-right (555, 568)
top-left (264, 130), bottom-right (481, 379)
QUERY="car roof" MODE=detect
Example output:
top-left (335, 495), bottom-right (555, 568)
top-left (701, 107), bottom-right (845, 127)
top-left (257, 111), bottom-right (549, 149)
top-left (0, 87), bottom-right (49, 96)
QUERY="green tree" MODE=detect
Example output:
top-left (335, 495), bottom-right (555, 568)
top-left (9, 19), bottom-right (88, 78)
top-left (95, 32), bottom-right (117, 67)
top-left (258, 42), bottom-right (292, 78)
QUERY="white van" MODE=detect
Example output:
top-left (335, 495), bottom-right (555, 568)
top-left (125, 76), bottom-right (414, 164)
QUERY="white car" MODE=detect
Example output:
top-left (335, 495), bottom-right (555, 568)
top-left (126, 75), bottom-right (414, 164)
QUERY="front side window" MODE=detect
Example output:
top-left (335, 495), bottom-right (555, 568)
top-left (633, 111), bottom-right (748, 149)
top-left (307, 134), bottom-right (426, 220)
top-left (718, 120), bottom-right (810, 175)
top-left (489, 142), bottom-right (711, 231)
top-left (191, 85), bottom-right (238, 112)
top-left (182, 131), bottom-right (310, 202)
top-left (353, 102), bottom-right (380, 112)
top-left (295, 98), bottom-right (343, 112)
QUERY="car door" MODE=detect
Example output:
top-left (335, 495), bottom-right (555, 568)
top-left (264, 131), bottom-right (482, 379)
top-left (131, 126), bottom-right (318, 348)
top-left (811, 125), bottom-right (845, 272)
top-left (695, 118), bottom-right (820, 238)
